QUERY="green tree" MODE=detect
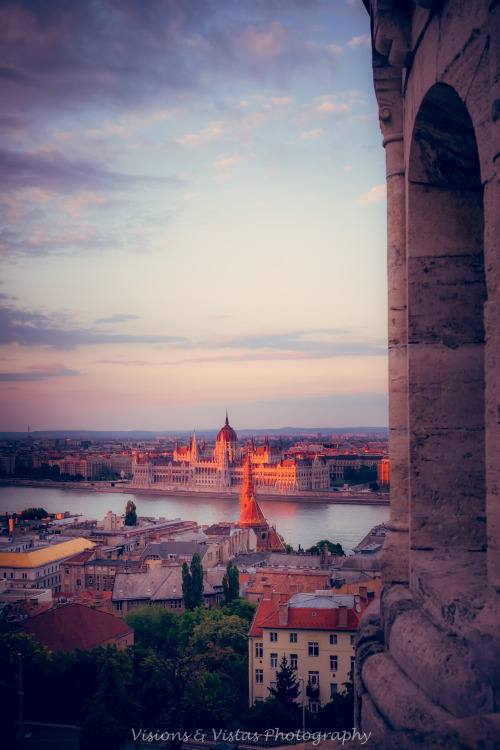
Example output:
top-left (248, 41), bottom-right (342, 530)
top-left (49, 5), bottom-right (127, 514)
top-left (178, 605), bottom-right (216, 649)
top-left (241, 697), bottom-right (300, 733)
top-left (124, 604), bottom-right (179, 655)
top-left (184, 613), bottom-right (250, 731)
top-left (314, 671), bottom-right (354, 732)
top-left (19, 507), bottom-right (49, 520)
top-left (182, 553), bottom-right (203, 611)
top-left (0, 633), bottom-right (50, 745)
top-left (306, 539), bottom-right (345, 557)
top-left (344, 465), bottom-right (377, 484)
top-left (267, 655), bottom-right (301, 708)
top-left (222, 559), bottom-right (239, 604)
top-left (124, 499), bottom-right (137, 526)
top-left (79, 646), bottom-right (138, 750)
top-left (221, 598), bottom-right (256, 623)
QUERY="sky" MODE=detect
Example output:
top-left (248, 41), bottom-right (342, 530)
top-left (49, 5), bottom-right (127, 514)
top-left (0, 0), bottom-right (388, 433)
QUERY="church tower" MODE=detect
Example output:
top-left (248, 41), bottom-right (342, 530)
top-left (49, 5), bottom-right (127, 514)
top-left (238, 452), bottom-right (284, 551)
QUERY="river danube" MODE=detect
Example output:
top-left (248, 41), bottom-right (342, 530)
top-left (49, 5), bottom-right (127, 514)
top-left (0, 486), bottom-right (390, 553)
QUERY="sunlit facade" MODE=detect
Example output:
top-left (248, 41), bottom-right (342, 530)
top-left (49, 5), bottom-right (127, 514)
top-left (131, 413), bottom-right (329, 494)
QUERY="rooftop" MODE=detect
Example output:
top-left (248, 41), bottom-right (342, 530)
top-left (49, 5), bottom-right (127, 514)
top-left (23, 602), bottom-right (133, 652)
top-left (249, 593), bottom-right (364, 637)
top-left (0, 538), bottom-right (97, 569)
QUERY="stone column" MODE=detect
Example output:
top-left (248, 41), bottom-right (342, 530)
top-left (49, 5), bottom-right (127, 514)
top-left (373, 60), bottom-right (410, 586)
top-left (485, 0), bottom-right (500, 592)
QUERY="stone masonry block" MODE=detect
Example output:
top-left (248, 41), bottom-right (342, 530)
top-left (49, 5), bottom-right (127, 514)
top-left (362, 651), bottom-right (452, 732)
top-left (389, 608), bottom-right (493, 716)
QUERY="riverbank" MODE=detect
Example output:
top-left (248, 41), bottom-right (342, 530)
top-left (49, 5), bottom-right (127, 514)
top-left (0, 478), bottom-right (390, 505)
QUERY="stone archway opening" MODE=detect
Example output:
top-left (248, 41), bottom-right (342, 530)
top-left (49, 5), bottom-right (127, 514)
top-left (407, 83), bottom-right (486, 620)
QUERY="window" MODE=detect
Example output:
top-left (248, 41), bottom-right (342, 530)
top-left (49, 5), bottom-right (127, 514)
top-left (255, 670), bottom-right (263, 684)
top-left (290, 632), bottom-right (297, 643)
top-left (308, 700), bottom-right (319, 713)
top-left (255, 643), bottom-right (263, 658)
top-left (116, 601), bottom-right (123, 611)
top-left (270, 632), bottom-right (278, 642)
top-left (350, 635), bottom-right (356, 646)
top-left (308, 671), bottom-right (319, 686)
top-left (22, 573), bottom-right (27, 579)
top-left (351, 656), bottom-right (356, 670)
top-left (330, 634), bottom-right (338, 645)
top-left (270, 653), bottom-right (278, 668)
top-left (330, 655), bottom-right (338, 671)
top-left (330, 683), bottom-right (338, 697)
top-left (76, 579), bottom-right (82, 587)
top-left (290, 654), bottom-right (298, 670)
top-left (308, 642), bottom-right (319, 656)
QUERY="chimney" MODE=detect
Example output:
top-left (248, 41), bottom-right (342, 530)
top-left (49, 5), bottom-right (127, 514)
top-left (263, 583), bottom-right (272, 600)
top-left (271, 591), bottom-right (280, 607)
top-left (278, 601), bottom-right (289, 626)
top-left (359, 586), bottom-right (367, 600)
top-left (338, 605), bottom-right (348, 627)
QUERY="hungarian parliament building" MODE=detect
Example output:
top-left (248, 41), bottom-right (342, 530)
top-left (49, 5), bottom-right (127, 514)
top-left (131, 413), bottom-right (330, 494)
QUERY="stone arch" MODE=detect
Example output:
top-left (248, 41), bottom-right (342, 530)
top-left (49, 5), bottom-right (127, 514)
top-left (406, 83), bottom-right (486, 606)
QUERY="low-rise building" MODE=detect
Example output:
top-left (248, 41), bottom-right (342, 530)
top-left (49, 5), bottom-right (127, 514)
top-left (112, 563), bottom-right (218, 615)
top-left (60, 549), bottom-right (141, 595)
top-left (245, 571), bottom-right (332, 605)
top-left (0, 538), bottom-right (96, 592)
top-left (248, 588), bottom-right (370, 712)
top-left (140, 540), bottom-right (215, 569)
top-left (0, 580), bottom-right (53, 621)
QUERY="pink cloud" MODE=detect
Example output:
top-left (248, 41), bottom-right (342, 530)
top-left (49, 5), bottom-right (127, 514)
top-left (358, 184), bottom-right (387, 204)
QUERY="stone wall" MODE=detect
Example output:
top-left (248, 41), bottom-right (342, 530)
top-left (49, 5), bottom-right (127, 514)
top-left (355, 1), bottom-right (500, 746)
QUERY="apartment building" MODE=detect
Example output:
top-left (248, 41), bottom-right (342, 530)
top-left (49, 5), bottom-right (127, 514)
top-left (0, 538), bottom-right (96, 592)
top-left (248, 588), bottom-right (368, 712)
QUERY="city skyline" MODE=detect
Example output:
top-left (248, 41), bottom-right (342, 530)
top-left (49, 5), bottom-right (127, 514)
top-left (0, 0), bottom-right (388, 432)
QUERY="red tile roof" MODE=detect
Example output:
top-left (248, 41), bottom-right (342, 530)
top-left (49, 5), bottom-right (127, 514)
top-left (23, 603), bottom-right (133, 653)
top-left (249, 596), bottom-right (362, 636)
top-left (249, 594), bottom-right (289, 636)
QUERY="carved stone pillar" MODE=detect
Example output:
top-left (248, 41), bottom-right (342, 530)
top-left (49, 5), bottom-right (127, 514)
top-left (373, 58), bottom-right (409, 586)
top-left (485, 0), bottom-right (500, 592)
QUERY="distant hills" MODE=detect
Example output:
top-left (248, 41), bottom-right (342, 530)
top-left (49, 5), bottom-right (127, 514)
top-left (0, 426), bottom-right (388, 440)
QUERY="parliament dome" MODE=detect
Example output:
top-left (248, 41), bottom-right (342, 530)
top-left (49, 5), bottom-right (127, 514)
top-left (216, 413), bottom-right (237, 443)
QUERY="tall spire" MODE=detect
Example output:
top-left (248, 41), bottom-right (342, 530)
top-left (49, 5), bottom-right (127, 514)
top-left (238, 450), bottom-right (267, 527)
